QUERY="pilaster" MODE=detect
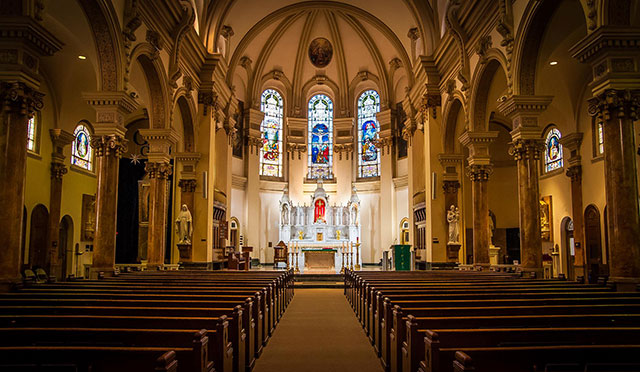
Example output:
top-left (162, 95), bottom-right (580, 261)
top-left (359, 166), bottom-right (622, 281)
top-left (376, 109), bottom-right (395, 260)
top-left (245, 107), bottom-right (265, 259)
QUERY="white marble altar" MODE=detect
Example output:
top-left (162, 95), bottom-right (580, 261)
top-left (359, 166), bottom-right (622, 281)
top-left (279, 181), bottom-right (362, 273)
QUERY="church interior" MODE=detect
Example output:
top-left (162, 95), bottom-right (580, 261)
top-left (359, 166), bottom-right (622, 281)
top-left (1, 0), bottom-right (640, 370)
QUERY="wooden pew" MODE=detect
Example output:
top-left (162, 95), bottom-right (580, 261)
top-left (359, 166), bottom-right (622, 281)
top-left (452, 345), bottom-right (640, 372)
top-left (0, 328), bottom-right (212, 372)
top-left (0, 347), bottom-right (179, 372)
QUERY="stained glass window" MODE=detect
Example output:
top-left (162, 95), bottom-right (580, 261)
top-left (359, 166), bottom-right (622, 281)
top-left (72, 124), bottom-right (93, 171)
top-left (357, 90), bottom-right (381, 178)
top-left (27, 116), bottom-right (37, 152)
top-left (307, 94), bottom-right (333, 179)
top-left (544, 127), bottom-right (563, 173)
top-left (596, 119), bottom-right (604, 156)
top-left (259, 89), bottom-right (283, 177)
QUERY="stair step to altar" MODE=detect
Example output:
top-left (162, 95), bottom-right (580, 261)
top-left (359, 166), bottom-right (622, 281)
top-left (294, 274), bottom-right (344, 288)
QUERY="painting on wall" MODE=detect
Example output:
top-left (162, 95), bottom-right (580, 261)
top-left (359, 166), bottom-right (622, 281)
top-left (81, 194), bottom-right (96, 241)
top-left (308, 37), bottom-right (333, 68)
top-left (540, 195), bottom-right (553, 241)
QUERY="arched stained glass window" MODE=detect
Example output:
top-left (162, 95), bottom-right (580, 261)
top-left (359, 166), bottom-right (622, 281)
top-left (357, 90), bottom-right (381, 178)
top-left (27, 116), bottom-right (37, 152)
top-left (259, 89), bottom-right (284, 177)
top-left (72, 124), bottom-right (93, 171)
top-left (307, 94), bottom-right (334, 179)
top-left (544, 127), bottom-right (563, 173)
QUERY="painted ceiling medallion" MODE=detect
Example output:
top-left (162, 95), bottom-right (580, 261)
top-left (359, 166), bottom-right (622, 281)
top-left (308, 37), bottom-right (333, 68)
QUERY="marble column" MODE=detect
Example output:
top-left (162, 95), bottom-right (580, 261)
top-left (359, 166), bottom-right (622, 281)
top-left (140, 129), bottom-right (178, 269)
top-left (589, 90), bottom-right (640, 288)
top-left (571, 26), bottom-right (640, 289)
top-left (459, 131), bottom-right (498, 269)
top-left (47, 129), bottom-right (74, 280)
top-left (0, 83), bottom-right (44, 288)
top-left (560, 133), bottom-right (585, 280)
top-left (497, 95), bottom-right (552, 277)
top-left (84, 92), bottom-right (138, 278)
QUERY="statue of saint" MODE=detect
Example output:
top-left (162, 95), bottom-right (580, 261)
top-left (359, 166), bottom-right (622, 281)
top-left (175, 204), bottom-right (193, 245)
top-left (281, 205), bottom-right (289, 225)
top-left (488, 212), bottom-right (495, 246)
top-left (446, 205), bottom-right (460, 244)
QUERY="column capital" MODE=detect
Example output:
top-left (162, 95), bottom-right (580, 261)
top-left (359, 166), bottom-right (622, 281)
top-left (90, 134), bottom-right (127, 158)
top-left (509, 138), bottom-right (544, 162)
top-left (566, 165), bottom-right (582, 183)
top-left (374, 135), bottom-right (393, 155)
top-left (587, 89), bottom-right (640, 122)
top-left (178, 178), bottom-right (197, 192)
top-left (50, 162), bottom-right (67, 180)
top-left (0, 82), bottom-right (44, 116)
top-left (466, 164), bottom-right (493, 182)
top-left (442, 180), bottom-right (461, 194)
top-left (139, 128), bottom-right (179, 163)
top-left (145, 161), bottom-right (173, 179)
top-left (569, 26), bottom-right (640, 96)
top-left (288, 142), bottom-right (308, 160)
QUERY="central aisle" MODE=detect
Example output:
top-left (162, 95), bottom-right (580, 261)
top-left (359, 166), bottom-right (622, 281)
top-left (253, 288), bottom-right (384, 372)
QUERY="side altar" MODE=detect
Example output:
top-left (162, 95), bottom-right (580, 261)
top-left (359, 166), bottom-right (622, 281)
top-left (279, 181), bottom-right (362, 273)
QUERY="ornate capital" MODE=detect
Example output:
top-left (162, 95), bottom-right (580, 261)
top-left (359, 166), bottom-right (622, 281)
top-left (401, 118), bottom-right (417, 142)
top-left (421, 92), bottom-right (441, 120)
top-left (287, 142), bottom-right (307, 160)
top-left (90, 134), bottom-right (127, 158)
top-left (0, 82), bottom-right (44, 116)
top-left (374, 136), bottom-right (394, 155)
top-left (566, 165), bottom-right (582, 183)
top-left (178, 178), bottom-right (197, 193)
top-left (333, 143), bottom-right (353, 160)
top-left (466, 164), bottom-right (493, 182)
top-left (247, 135), bottom-right (262, 154)
top-left (145, 161), bottom-right (172, 180)
top-left (198, 90), bottom-right (218, 116)
top-left (588, 89), bottom-right (640, 122)
top-left (442, 180), bottom-right (461, 194)
top-left (50, 162), bottom-right (67, 180)
top-left (509, 138), bottom-right (544, 162)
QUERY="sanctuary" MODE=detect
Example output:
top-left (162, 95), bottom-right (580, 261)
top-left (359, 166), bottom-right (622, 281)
top-left (279, 181), bottom-right (362, 273)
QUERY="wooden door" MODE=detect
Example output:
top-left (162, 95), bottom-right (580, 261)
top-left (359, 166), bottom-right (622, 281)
top-left (59, 216), bottom-right (73, 279)
top-left (29, 204), bottom-right (49, 270)
top-left (584, 205), bottom-right (603, 283)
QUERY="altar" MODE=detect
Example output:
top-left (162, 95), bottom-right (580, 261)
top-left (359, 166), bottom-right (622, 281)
top-left (279, 181), bottom-right (362, 274)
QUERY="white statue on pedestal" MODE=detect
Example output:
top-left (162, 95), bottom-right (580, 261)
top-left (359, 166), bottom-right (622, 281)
top-left (175, 204), bottom-right (193, 244)
top-left (447, 205), bottom-right (460, 244)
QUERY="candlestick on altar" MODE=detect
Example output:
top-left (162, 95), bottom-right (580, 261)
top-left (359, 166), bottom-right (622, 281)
top-left (294, 242), bottom-right (300, 273)
top-left (340, 242), bottom-right (345, 274)
top-left (354, 241), bottom-right (361, 270)
top-left (347, 242), bottom-right (352, 270)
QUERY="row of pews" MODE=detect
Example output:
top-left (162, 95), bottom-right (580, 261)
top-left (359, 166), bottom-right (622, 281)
top-left (345, 269), bottom-right (640, 372)
top-left (0, 269), bottom-right (294, 372)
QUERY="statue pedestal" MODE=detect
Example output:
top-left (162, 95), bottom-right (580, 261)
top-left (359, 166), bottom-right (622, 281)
top-left (489, 245), bottom-right (500, 265)
top-left (446, 243), bottom-right (461, 262)
top-left (177, 243), bottom-right (193, 262)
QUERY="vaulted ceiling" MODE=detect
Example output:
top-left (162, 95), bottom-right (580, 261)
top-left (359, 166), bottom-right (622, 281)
top-left (203, 0), bottom-right (440, 117)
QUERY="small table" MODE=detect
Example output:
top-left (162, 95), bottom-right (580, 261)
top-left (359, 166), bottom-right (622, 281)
top-left (303, 248), bottom-right (336, 271)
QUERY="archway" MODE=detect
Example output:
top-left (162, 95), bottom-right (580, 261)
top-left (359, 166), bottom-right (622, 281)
top-left (399, 218), bottom-right (410, 245)
top-left (584, 205), bottom-right (603, 283)
top-left (230, 217), bottom-right (240, 250)
top-left (560, 216), bottom-right (574, 280)
top-left (29, 204), bottom-right (49, 270)
top-left (59, 215), bottom-right (74, 279)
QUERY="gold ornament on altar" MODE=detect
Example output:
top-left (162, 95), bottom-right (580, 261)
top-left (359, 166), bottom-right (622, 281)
top-left (336, 229), bottom-right (341, 240)
top-left (298, 230), bottom-right (304, 240)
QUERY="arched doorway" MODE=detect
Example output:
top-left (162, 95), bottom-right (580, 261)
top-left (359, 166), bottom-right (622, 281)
top-left (584, 205), bottom-right (603, 283)
top-left (230, 217), bottom-right (239, 250)
top-left (399, 218), bottom-right (410, 244)
top-left (59, 215), bottom-right (74, 279)
top-left (560, 217), bottom-right (574, 280)
top-left (29, 204), bottom-right (49, 270)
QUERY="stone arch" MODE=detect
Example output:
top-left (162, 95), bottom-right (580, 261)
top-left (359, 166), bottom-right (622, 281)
top-left (130, 46), bottom-right (170, 129)
top-left (77, 0), bottom-right (124, 91)
top-left (174, 91), bottom-right (196, 152)
top-left (349, 72), bottom-right (383, 116)
top-left (257, 71), bottom-right (293, 115)
top-left (443, 97), bottom-right (465, 154)
top-left (469, 58), bottom-right (507, 131)
top-left (302, 80), bottom-right (340, 118)
top-left (512, 0), bottom-right (588, 95)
